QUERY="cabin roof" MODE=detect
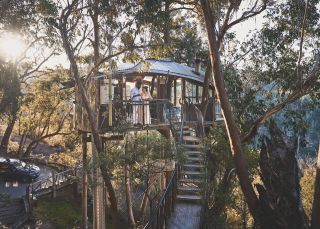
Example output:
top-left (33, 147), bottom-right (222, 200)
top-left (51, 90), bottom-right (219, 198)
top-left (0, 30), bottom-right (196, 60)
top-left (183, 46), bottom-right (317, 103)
top-left (113, 59), bottom-right (206, 83)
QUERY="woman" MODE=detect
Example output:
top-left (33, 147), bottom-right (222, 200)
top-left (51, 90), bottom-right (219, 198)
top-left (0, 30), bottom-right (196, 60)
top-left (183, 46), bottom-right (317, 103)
top-left (141, 86), bottom-right (153, 125)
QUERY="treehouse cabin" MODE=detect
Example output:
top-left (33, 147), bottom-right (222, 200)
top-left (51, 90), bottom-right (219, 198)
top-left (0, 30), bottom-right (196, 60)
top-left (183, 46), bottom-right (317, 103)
top-left (74, 58), bottom-right (221, 134)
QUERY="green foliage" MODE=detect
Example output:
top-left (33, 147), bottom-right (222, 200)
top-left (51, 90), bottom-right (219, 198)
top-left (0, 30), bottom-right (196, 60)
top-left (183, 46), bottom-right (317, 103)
top-left (33, 197), bottom-right (81, 228)
top-left (97, 131), bottom-right (178, 175)
top-left (48, 151), bottom-right (80, 167)
top-left (19, 70), bottom-right (72, 141)
top-left (202, 125), bottom-right (259, 228)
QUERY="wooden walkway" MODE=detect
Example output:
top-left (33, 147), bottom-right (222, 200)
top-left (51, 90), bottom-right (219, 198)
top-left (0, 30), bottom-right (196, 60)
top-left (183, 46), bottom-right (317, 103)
top-left (167, 203), bottom-right (201, 229)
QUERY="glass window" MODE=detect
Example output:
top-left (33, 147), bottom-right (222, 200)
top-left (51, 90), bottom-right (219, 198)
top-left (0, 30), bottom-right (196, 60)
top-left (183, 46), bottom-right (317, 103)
top-left (176, 79), bottom-right (181, 106)
top-left (215, 101), bottom-right (224, 120)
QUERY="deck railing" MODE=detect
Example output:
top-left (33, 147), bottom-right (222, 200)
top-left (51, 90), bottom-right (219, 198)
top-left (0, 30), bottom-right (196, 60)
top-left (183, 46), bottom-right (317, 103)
top-left (143, 165), bottom-right (178, 229)
top-left (99, 99), bottom-right (176, 131)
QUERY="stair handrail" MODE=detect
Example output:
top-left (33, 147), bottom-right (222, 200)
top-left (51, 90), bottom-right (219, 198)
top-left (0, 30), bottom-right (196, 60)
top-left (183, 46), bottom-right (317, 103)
top-left (143, 165), bottom-right (178, 229)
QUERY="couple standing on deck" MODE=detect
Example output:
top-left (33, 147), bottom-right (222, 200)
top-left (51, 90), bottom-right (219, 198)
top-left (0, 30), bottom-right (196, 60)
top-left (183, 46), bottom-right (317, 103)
top-left (130, 79), bottom-right (153, 125)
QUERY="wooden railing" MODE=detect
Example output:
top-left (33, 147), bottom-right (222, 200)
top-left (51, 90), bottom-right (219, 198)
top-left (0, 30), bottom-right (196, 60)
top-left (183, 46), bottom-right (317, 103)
top-left (143, 165), bottom-right (178, 229)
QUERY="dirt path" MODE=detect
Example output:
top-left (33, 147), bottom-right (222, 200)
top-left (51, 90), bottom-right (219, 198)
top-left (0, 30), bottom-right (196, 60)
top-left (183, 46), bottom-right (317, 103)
top-left (10, 135), bottom-right (65, 156)
top-left (0, 133), bottom-right (64, 158)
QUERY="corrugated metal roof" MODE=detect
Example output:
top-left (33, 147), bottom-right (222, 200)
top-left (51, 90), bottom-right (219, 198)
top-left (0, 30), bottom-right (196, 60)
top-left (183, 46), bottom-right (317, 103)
top-left (113, 59), bottom-right (206, 83)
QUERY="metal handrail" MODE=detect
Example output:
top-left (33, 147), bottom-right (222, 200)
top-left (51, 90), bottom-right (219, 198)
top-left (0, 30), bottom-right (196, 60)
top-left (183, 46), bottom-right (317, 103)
top-left (143, 165), bottom-right (178, 229)
top-left (27, 167), bottom-right (78, 198)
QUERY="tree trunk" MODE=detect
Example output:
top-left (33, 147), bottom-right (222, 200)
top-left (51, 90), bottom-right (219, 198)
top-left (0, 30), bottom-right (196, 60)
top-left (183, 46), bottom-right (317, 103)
top-left (0, 114), bottom-right (17, 153)
top-left (23, 140), bottom-right (38, 158)
top-left (201, 60), bottom-right (211, 115)
top-left (100, 166), bottom-right (119, 228)
top-left (256, 121), bottom-right (307, 229)
top-left (311, 145), bottom-right (320, 229)
top-left (139, 177), bottom-right (151, 221)
top-left (125, 163), bottom-right (136, 228)
top-left (18, 133), bottom-right (26, 158)
top-left (59, 2), bottom-right (118, 228)
top-left (200, 0), bottom-right (258, 217)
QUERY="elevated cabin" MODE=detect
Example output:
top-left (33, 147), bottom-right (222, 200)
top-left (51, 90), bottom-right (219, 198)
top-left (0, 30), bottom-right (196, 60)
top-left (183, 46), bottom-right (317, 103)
top-left (74, 59), bottom-right (222, 135)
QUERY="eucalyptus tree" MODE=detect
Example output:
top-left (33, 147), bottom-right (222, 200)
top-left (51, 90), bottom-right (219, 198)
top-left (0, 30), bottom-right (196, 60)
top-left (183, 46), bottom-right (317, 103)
top-left (0, 0), bottom-right (58, 153)
top-left (38, 0), bottom-right (162, 227)
top-left (19, 70), bottom-right (72, 158)
top-left (199, 0), bottom-right (320, 227)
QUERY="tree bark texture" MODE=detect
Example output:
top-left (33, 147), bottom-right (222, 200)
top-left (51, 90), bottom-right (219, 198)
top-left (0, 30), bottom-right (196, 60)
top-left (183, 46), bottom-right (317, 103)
top-left (125, 163), bottom-right (136, 228)
top-left (200, 0), bottom-right (258, 216)
top-left (0, 114), bottom-right (17, 153)
top-left (256, 121), bottom-right (307, 229)
top-left (201, 60), bottom-right (212, 115)
top-left (139, 177), bottom-right (151, 222)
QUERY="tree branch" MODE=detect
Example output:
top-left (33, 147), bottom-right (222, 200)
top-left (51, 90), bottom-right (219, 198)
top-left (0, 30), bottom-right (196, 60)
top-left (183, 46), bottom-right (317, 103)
top-left (242, 53), bottom-right (320, 143)
top-left (21, 51), bottom-right (56, 79)
top-left (218, 0), bottom-right (269, 47)
top-left (297, 0), bottom-right (308, 86)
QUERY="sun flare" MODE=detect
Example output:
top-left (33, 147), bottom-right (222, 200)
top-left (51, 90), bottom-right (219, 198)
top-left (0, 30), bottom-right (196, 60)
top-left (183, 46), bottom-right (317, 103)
top-left (0, 33), bottom-right (25, 61)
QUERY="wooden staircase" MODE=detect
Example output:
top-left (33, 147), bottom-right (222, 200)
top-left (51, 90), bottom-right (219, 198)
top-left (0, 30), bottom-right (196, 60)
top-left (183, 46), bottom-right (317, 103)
top-left (177, 126), bottom-right (205, 202)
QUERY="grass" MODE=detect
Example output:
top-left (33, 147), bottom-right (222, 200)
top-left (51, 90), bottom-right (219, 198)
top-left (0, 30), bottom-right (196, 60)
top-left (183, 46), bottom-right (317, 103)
top-left (33, 196), bottom-right (81, 228)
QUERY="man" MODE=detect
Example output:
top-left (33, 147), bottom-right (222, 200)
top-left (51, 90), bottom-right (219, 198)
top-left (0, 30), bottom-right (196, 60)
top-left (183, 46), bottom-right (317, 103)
top-left (130, 79), bottom-right (142, 125)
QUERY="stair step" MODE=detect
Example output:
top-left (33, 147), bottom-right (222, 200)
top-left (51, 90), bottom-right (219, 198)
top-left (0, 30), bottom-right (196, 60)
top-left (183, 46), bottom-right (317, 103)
top-left (177, 130), bottom-right (191, 134)
top-left (179, 178), bottom-right (202, 183)
top-left (181, 171), bottom-right (204, 176)
top-left (183, 164), bottom-right (204, 169)
top-left (185, 150), bottom-right (202, 155)
top-left (177, 194), bottom-right (202, 201)
top-left (186, 157), bottom-right (203, 162)
top-left (183, 136), bottom-right (200, 142)
top-left (183, 144), bottom-right (201, 149)
top-left (177, 186), bottom-right (201, 192)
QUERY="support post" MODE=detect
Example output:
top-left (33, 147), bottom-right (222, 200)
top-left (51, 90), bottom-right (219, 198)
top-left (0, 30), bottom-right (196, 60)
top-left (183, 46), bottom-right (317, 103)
top-left (91, 138), bottom-right (106, 229)
top-left (108, 75), bottom-right (112, 126)
top-left (82, 133), bottom-right (88, 229)
top-left (173, 79), bottom-right (177, 106)
top-left (52, 170), bottom-right (56, 198)
top-left (181, 79), bottom-right (186, 103)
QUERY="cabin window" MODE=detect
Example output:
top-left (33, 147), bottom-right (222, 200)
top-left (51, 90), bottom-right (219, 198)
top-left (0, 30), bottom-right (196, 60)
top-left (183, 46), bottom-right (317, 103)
top-left (176, 79), bottom-right (181, 106)
top-left (215, 101), bottom-right (223, 120)
top-left (185, 81), bottom-right (202, 104)
top-left (198, 86), bottom-right (203, 101)
top-left (100, 78), bottom-right (116, 104)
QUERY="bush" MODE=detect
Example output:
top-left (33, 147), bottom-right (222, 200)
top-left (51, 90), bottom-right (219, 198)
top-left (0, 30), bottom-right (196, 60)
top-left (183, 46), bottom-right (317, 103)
top-left (300, 165), bottom-right (316, 221)
top-left (48, 152), bottom-right (79, 167)
top-left (33, 197), bottom-right (81, 228)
